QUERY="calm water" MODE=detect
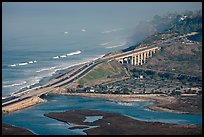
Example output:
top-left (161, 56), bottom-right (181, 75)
top-left (2, 95), bottom-right (202, 135)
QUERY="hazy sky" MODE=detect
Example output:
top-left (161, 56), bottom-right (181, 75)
top-left (3, 2), bottom-right (202, 40)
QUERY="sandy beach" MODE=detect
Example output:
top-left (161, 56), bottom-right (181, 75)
top-left (2, 96), bottom-right (47, 114)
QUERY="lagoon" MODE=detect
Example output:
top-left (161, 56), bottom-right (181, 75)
top-left (2, 95), bottom-right (202, 135)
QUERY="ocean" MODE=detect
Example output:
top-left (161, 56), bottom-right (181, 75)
top-left (2, 18), bottom-right (134, 97)
top-left (2, 2), bottom-right (201, 97)
top-left (2, 3), bottom-right (202, 135)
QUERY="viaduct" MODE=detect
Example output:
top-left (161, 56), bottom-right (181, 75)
top-left (115, 46), bottom-right (161, 65)
top-left (2, 46), bottom-right (161, 113)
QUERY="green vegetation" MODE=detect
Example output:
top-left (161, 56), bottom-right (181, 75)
top-left (69, 10), bottom-right (202, 96)
top-left (138, 10), bottom-right (202, 78)
top-left (77, 61), bottom-right (125, 86)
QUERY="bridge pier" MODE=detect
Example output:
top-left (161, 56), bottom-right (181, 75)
top-left (132, 56), bottom-right (135, 65)
top-left (143, 52), bottom-right (147, 63)
top-left (119, 59), bottom-right (123, 64)
top-left (134, 54), bottom-right (138, 65)
top-left (141, 52), bottom-right (144, 65)
top-left (115, 46), bottom-right (160, 66)
top-left (149, 50), bottom-right (152, 57)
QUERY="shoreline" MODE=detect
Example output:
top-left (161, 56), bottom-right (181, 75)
top-left (2, 122), bottom-right (36, 135)
top-left (2, 93), bottom-right (201, 135)
top-left (2, 96), bottom-right (47, 114)
top-left (2, 54), bottom-right (106, 98)
top-left (2, 54), bottom-right (107, 114)
top-left (3, 91), bottom-right (201, 115)
top-left (57, 92), bottom-right (202, 115)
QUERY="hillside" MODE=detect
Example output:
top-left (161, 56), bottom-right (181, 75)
top-left (65, 10), bottom-right (202, 93)
top-left (123, 9), bottom-right (202, 51)
top-left (131, 10), bottom-right (202, 79)
top-left (74, 60), bottom-right (127, 87)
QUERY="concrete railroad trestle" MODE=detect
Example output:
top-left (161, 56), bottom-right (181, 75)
top-left (2, 46), bottom-right (161, 113)
top-left (115, 47), bottom-right (161, 65)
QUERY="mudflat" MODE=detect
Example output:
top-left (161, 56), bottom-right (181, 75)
top-left (44, 109), bottom-right (202, 135)
top-left (2, 122), bottom-right (35, 135)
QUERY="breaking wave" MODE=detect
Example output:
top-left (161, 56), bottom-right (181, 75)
top-left (99, 41), bottom-right (112, 46)
top-left (4, 54), bottom-right (106, 97)
top-left (36, 66), bottom-right (56, 73)
top-left (54, 54), bottom-right (105, 72)
top-left (52, 50), bottom-right (81, 59)
top-left (66, 50), bottom-right (81, 56)
top-left (81, 29), bottom-right (86, 32)
top-left (19, 62), bottom-right (28, 66)
top-left (53, 56), bottom-right (59, 59)
top-left (9, 60), bottom-right (37, 67)
top-left (105, 41), bottom-right (127, 49)
top-left (3, 81), bottom-right (27, 88)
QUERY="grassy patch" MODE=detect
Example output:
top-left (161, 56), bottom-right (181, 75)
top-left (77, 61), bottom-right (125, 86)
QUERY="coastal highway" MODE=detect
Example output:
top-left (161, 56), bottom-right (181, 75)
top-left (2, 57), bottom-right (108, 108)
top-left (2, 46), bottom-right (158, 109)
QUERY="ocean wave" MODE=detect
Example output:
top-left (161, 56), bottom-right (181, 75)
top-left (10, 64), bottom-right (17, 67)
top-left (9, 60), bottom-right (37, 67)
top-left (99, 41), bottom-right (112, 46)
top-left (19, 62), bottom-right (28, 66)
top-left (5, 54), bottom-right (105, 97)
top-left (36, 68), bottom-right (50, 73)
top-left (66, 50), bottom-right (81, 56)
top-left (50, 66), bottom-right (56, 69)
top-left (53, 56), bottom-right (60, 59)
top-left (81, 29), bottom-right (86, 32)
top-left (105, 44), bottom-right (124, 49)
top-left (60, 55), bottom-right (67, 58)
top-left (36, 66), bottom-right (56, 73)
top-left (28, 61), bottom-right (34, 64)
top-left (101, 28), bottom-right (123, 34)
top-left (2, 96), bottom-right (8, 99)
top-left (105, 41), bottom-right (126, 49)
top-left (54, 54), bottom-right (105, 73)
top-left (52, 50), bottom-right (81, 59)
top-left (3, 81), bottom-right (27, 88)
top-left (25, 82), bottom-right (39, 88)
top-left (13, 77), bottom-right (41, 94)
top-left (64, 31), bottom-right (69, 34)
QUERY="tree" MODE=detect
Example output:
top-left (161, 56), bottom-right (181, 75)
top-left (77, 84), bottom-right (83, 88)
top-left (171, 90), bottom-right (181, 96)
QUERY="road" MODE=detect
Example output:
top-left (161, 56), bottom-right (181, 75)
top-left (2, 46), bottom-right (158, 108)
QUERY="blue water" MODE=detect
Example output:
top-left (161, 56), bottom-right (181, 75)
top-left (84, 116), bottom-right (103, 123)
top-left (3, 3), bottom-right (141, 97)
top-left (2, 3), bottom-right (202, 135)
top-left (2, 95), bottom-right (202, 135)
top-left (2, 3), bottom-right (201, 96)
top-left (2, 20), bottom-right (134, 96)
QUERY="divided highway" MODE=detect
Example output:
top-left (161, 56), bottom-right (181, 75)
top-left (2, 46), bottom-right (156, 109)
